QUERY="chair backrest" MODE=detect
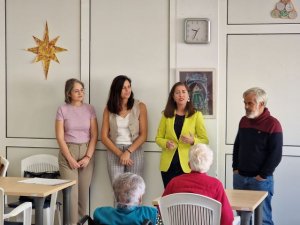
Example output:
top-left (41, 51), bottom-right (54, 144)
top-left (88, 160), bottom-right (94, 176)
top-left (158, 193), bottom-right (221, 225)
top-left (0, 156), bottom-right (9, 177)
top-left (21, 154), bottom-right (58, 174)
top-left (21, 154), bottom-right (59, 225)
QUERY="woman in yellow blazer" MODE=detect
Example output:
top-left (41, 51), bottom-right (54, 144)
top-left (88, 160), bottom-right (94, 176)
top-left (156, 82), bottom-right (209, 187)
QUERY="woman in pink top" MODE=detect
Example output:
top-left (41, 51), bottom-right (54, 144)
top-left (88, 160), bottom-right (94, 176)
top-left (55, 78), bottom-right (98, 224)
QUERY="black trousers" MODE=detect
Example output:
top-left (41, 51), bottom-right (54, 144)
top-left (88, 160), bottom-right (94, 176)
top-left (161, 150), bottom-right (185, 188)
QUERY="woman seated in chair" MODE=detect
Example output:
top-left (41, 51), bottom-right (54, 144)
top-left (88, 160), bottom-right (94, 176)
top-left (163, 144), bottom-right (234, 225)
top-left (93, 172), bottom-right (158, 225)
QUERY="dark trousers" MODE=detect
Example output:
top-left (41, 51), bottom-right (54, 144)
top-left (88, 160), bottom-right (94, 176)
top-left (161, 151), bottom-right (185, 188)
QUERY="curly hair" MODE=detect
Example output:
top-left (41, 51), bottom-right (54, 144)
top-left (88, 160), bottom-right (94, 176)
top-left (189, 144), bottom-right (213, 173)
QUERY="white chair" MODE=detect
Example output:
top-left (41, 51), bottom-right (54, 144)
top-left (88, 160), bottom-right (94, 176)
top-left (233, 214), bottom-right (241, 225)
top-left (0, 156), bottom-right (9, 177)
top-left (9, 154), bottom-right (60, 225)
top-left (0, 156), bottom-right (9, 206)
top-left (22, 154), bottom-right (60, 225)
top-left (0, 187), bottom-right (32, 225)
top-left (158, 193), bottom-right (241, 225)
top-left (159, 193), bottom-right (221, 225)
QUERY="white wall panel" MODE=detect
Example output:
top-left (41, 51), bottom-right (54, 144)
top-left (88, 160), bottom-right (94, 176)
top-left (226, 34), bottom-right (300, 146)
top-left (90, 150), bottom-right (114, 208)
top-left (6, 0), bottom-right (81, 138)
top-left (90, 0), bottom-right (169, 142)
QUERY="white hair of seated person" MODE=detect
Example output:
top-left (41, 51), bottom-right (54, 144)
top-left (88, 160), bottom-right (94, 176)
top-left (113, 172), bottom-right (145, 206)
top-left (189, 144), bottom-right (213, 173)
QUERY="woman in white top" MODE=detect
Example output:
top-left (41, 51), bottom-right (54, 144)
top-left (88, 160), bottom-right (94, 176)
top-left (101, 75), bottom-right (147, 184)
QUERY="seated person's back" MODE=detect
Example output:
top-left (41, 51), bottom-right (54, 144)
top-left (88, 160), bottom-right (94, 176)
top-left (162, 144), bottom-right (234, 225)
top-left (93, 172), bottom-right (157, 225)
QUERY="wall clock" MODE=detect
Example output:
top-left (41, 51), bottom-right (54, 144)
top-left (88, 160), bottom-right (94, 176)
top-left (184, 18), bottom-right (210, 44)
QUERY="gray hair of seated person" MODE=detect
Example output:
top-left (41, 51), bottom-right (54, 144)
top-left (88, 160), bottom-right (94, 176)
top-left (113, 172), bottom-right (145, 206)
top-left (189, 144), bottom-right (213, 173)
top-left (243, 87), bottom-right (268, 106)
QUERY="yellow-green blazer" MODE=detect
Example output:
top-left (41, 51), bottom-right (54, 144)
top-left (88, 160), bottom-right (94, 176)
top-left (155, 111), bottom-right (209, 173)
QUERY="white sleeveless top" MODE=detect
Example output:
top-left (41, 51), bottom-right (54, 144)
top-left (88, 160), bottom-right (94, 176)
top-left (115, 113), bottom-right (132, 145)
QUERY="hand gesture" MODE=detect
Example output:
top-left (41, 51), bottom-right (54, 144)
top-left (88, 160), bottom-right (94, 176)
top-left (166, 140), bottom-right (177, 150)
top-left (180, 132), bottom-right (194, 145)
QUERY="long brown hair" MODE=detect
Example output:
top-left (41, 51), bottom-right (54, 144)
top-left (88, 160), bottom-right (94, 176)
top-left (163, 82), bottom-right (195, 118)
top-left (106, 75), bottom-right (134, 114)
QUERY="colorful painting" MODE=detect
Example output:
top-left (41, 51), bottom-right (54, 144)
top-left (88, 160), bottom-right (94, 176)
top-left (177, 68), bottom-right (215, 118)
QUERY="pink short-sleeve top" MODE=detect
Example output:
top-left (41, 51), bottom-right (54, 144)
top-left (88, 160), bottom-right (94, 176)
top-left (56, 103), bottom-right (97, 144)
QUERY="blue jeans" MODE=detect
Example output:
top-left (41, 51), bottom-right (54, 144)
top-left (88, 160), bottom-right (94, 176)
top-left (233, 173), bottom-right (274, 225)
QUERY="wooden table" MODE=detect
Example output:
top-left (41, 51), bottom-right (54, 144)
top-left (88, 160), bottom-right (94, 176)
top-left (0, 177), bottom-right (76, 225)
top-left (153, 189), bottom-right (267, 225)
top-left (225, 189), bottom-right (267, 225)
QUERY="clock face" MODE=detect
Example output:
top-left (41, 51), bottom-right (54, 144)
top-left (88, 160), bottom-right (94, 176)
top-left (185, 19), bottom-right (210, 44)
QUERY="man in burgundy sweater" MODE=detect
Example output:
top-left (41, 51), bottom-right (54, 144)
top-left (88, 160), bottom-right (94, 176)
top-left (233, 87), bottom-right (283, 225)
top-left (163, 144), bottom-right (234, 225)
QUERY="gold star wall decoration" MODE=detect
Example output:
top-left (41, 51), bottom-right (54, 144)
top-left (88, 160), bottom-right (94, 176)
top-left (27, 22), bottom-right (67, 79)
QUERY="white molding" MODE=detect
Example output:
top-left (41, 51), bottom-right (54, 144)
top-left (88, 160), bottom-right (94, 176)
top-left (81, 0), bottom-right (90, 101)
top-left (0, 0), bottom-right (5, 156)
top-left (169, 0), bottom-right (177, 91)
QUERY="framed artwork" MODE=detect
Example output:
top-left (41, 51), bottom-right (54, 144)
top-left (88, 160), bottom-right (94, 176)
top-left (176, 68), bottom-right (216, 118)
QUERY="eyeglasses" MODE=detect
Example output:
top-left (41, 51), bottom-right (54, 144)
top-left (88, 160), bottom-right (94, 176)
top-left (72, 89), bottom-right (85, 94)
